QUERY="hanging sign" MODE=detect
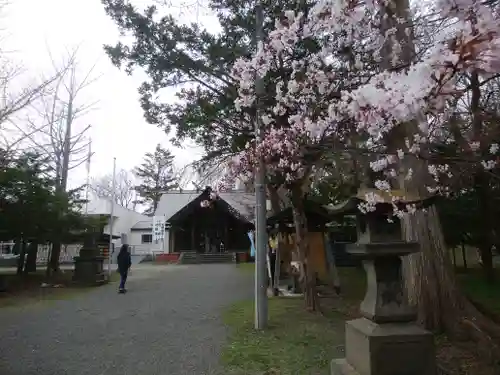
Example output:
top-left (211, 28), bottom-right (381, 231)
top-left (152, 216), bottom-right (166, 242)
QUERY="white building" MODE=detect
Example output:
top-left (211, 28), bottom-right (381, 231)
top-left (84, 198), bottom-right (150, 254)
top-left (84, 189), bottom-right (257, 257)
top-left (129, 219), bottom-right (165, 255)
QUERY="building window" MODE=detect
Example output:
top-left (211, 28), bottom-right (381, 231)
top-left (141, 234), bottom-right (153, 244)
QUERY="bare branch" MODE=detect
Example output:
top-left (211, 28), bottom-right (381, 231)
top-left (90, 169), bottom-right (137, 209)
top-left (8, 46), bottom-right (100, 190)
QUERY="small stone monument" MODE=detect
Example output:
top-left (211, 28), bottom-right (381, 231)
top-left (73, 228), bottom-right (107, 286)
top-left (330, 188), bottom-right (436, 375)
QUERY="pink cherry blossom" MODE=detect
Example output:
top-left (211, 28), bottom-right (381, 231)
top-left (227, 0), bottom-right (500, 210)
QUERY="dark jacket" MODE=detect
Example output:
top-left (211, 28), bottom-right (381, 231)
top-left (117, 246), bottom-right (132, 273)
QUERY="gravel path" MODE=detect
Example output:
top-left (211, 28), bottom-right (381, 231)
top-left (0, 264), bottom-right (253, 375)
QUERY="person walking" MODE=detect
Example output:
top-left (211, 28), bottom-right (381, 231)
top-left (117, 244), bottom-right (132, 293)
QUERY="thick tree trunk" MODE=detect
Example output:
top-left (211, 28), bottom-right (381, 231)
top-left (396, 114), bottom-right (500, 363)
top-left (403, 207), bottom-right (463, 332)
top-left (379, 0), bottom-right (500, 363)
top-left (24, 242), bottom-right (38, 273)
top-left (47, 242), bottom-right (61, 276)
top-left (403, 207), bottom-right (500, 365)
top-left (290, 185), bottom-right (320, 312)
top-left (15, 240), bottom-right (26, 276)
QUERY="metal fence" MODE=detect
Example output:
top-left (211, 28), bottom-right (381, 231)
top-left (128, 244), bottom-right (155, 255)
top-left (0, 242), bottom-right (82, 265)
top-left (0, 242), bottom-right (158, 265)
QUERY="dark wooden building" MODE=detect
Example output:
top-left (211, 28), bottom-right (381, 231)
top-left (167, 187), bottom-right (253, 253)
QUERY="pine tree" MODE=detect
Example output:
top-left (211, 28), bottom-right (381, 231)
top-left (102, 0), bottom-right (302, 163)
top-left (134, 144), bottom-right (178, 214)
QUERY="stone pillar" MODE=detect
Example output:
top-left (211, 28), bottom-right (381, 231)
top-left (331, 211), bottom-right (436, 375)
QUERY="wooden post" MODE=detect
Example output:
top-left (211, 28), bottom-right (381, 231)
top-left (224, 219), bottom-right (229, 252)
top-left (204, 231), bottom-right (209, 253)
top-left (170, 228), bottom-right (176, 253)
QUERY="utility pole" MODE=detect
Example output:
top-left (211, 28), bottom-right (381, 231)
top-left (108, 157), bottom-right (117, 278)
top-left (85, 135), bottom-right (92, 215)
top-left (254, 2), bottom-right (268, 330)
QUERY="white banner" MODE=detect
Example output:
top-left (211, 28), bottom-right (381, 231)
top-left (152, 216), bottom-right (166, 242)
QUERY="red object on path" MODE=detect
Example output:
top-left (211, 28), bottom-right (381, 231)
top-left (155, 253), bottom-right (180, 263)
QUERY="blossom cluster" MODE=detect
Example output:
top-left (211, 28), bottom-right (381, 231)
top-left (228, 0), bottom-right (500, 211)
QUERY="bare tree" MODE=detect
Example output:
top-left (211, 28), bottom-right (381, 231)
top-left (0, 65), bottom-right (61, 145)
top-left (90, 169), bottom-right (137, 209)
top-left (10, 46), bottom-right (102, 274)
top-left (20, 47), bottom-right (99, 190)
top-left (0, 14), bottom-right (73, 151)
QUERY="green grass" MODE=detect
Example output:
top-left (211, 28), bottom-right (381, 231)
top-left (222, 297), bottom-right (346, 375)
top-left (227, 260), bottom-right (500, 375)
top-left (236, 262), bottom-right (256, 274)
top-left (457, 267), bottom-right (500, 317)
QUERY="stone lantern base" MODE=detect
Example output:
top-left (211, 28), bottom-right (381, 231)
top-left (330, 237), bottom-right (437, 375)
top-left (73, 255), bottom-right (107, 286)
top-left (331, 317), bottom-right (436, 375)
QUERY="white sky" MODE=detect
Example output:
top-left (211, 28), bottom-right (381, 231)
top-left (2, 0), bottom-right (220, 189)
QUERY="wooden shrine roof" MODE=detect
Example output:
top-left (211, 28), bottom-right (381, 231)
top-left (266, 200), bottom-right (332, 231)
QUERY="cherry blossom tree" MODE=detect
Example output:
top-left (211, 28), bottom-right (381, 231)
top-left (227, 0), bottom-right (500, 347)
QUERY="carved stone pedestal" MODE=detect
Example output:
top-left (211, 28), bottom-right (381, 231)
top-left (331, 206), bottom-right (436, 375)
top-left (332, 318), bottom-right (435, 375)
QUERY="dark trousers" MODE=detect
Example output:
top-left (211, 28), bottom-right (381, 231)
top-left (119, 270), bottom-right (128, 290)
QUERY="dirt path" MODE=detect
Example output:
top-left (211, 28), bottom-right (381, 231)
top-left (0, 264), bottom-right (252, 375)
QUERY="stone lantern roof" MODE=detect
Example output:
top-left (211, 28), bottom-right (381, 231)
top-left (326, 188), bottom-right (436, 217)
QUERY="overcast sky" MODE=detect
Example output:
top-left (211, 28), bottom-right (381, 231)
top-left (3, 0), bottom-right (219, 189)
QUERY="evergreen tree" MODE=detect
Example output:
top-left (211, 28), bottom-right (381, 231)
top-left (0, 149), bottom-right (86, 274)
top-left (101, 0), bottom-right (303, 164)
top-left (134, 144), bottom-right (178, 214)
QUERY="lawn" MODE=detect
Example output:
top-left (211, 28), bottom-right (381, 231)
top-left (222, 298), bottom-right (345, 375)
top-left (223, 264), bottom-right (365, 375)
top-left (227, 262), bottom-right (500, 375)
top-left (236, 262), bottom-right (257, 274)
top-left (457, 267), bottom-right (500, 317)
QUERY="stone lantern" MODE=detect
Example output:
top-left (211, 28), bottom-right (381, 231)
top-left (73, 226), bottom-right (107, 286)
top-left (330, 188), bottom-right (436, 375)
